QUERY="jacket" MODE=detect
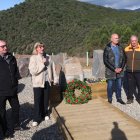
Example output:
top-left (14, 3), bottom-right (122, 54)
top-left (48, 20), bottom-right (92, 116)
top-left (0, 53), bottom-right (20, 96)
top-left (28, 54), bottom-right (58, 88)
top-left (103, 43), bottom-right (126, 79)
top-left (125, 44), bottom-right (140, 72)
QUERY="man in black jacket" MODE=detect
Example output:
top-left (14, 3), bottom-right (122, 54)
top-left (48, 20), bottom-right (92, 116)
top-left (103, 34), bottom-right (126, 104)
top-left (0, 40), bottom-right (21, 138)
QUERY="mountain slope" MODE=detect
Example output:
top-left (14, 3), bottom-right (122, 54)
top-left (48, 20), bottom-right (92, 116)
top-left (0, 0), bottom-right (140, 56)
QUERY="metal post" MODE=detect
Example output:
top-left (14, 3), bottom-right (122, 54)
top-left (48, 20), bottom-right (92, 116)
top-left (86, 51), bottom-right (89, 67)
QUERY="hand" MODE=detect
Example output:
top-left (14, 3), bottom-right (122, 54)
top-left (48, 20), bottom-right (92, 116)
top-left (43, 58), bottom-right (49, 66)
top-left (118, 68), bottom-right (122, 73)
top-left (115, 68), bottom-right (119, 73)
top-left (115, 68), bottom-right (122, 73)
top-left (42, 58), bottom-right (46, 63)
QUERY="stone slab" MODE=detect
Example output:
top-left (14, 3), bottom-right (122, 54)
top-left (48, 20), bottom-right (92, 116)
top-left (64, 63), bottom-right (83, 82)
top-left (92, 50), bottom-right (105, 79)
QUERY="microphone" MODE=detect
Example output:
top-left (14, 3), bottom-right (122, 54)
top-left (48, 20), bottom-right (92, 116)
top-left (43, 52), bottom-right (46, 58)
top-left (43, 52), bottom-right (49, 66)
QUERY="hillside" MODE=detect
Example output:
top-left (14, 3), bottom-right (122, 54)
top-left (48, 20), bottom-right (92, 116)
top-left (0, 0), bottom-right (140, 56)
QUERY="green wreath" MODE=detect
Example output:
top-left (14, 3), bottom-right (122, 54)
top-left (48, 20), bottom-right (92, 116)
top-left (64, 79), bottom-right (92, 104)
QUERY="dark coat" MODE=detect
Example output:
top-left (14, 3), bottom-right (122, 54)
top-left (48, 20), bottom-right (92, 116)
top-left (103, 43), bottom-right (126, 79)
top-left (0, 53), bottom-right (20, 96)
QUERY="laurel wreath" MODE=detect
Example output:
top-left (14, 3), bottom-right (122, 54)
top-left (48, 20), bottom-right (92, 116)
top-left (64, 79), bottom-right (92, 104)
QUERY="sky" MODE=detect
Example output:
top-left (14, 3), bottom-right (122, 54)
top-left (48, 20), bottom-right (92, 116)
top-left (0, 0), bottom-right (25, 11)
top-left (1, 0), bottom-right (140, 11)
top-left (78, 0), bottom-right (140, 10)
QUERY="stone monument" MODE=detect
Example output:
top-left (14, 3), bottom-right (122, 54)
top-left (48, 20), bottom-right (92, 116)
top-left (64, 57), bottom-right (83, 82)
top-left (92, 50), bottom-right (105, 79)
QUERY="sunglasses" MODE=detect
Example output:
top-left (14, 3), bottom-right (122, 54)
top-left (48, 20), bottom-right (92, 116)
top-left (0, 45), bottom-right (7, 48)
top-left (37, 46), bottom-right (44, 48)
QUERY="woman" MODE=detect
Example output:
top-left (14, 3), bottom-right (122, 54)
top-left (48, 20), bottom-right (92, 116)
top-left (29, 42), bottom-right (58, 127)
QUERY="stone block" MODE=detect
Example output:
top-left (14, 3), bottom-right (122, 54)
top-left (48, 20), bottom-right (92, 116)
top-left (92, 50), bottom-right (105, 79)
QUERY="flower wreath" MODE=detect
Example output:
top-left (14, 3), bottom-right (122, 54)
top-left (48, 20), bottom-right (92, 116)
top-left (64, 79), bottom-right (92, 104)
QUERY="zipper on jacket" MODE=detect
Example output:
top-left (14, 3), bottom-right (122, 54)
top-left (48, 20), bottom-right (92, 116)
top-left (132, 50), bottom-right (135, 72)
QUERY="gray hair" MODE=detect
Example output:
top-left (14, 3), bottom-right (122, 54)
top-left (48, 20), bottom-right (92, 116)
top-left (130, 35), bottom-right (138, 41)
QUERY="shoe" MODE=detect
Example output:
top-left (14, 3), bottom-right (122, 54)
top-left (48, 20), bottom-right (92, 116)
top-left (127, 99), bottom-right (133, 104)
top-left (108, 100), bottom-right (112, 104)
top-left (32, 122), bottom-right (38, 127)
top-left (45, 116), bottom-right (50, 121)
top-left (14, 124), bottom-right (22, 131)
top-left (117, 99), bottom-right (125, 105)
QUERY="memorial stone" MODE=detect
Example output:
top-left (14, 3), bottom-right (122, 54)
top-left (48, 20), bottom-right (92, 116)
top-left (92, 50), bottom-right (105, 79)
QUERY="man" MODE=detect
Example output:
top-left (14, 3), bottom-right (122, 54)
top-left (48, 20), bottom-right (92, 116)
top-left (0, 40), bottom-right (21, 138)
top-left (124, 35), bottom-right (140, 104)
top-left (103, 33), bottom-right (126, 104)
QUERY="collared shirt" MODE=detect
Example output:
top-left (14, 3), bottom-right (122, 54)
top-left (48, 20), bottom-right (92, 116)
top-left (111, 45), bottom-right (120, 68)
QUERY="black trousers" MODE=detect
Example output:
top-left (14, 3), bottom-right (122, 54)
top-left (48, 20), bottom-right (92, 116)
top-left (0, 94), bottom-right (20, 134)
top-left (127, 72), bottom-right (140, 100)
top-left (33, 81), bottom-right (50, 122)
top-left (122, 71), bottom-right (129, 96)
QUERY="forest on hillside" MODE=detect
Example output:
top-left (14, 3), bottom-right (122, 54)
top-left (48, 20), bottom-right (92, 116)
top-left (0, 0), bottom-right (140, 56)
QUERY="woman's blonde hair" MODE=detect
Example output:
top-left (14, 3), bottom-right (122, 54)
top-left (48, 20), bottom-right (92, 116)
top-left (32, 42), bottom-right (45, 55)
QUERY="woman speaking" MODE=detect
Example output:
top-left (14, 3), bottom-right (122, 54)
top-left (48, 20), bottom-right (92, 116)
top-left (29, 42), bottom-right (58, 127)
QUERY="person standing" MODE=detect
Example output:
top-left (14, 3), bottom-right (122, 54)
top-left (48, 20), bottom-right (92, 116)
top-left (103, 34), bottom-right (126, 104)
top-left (29, 42), bottom-right (58, 127)
top-left (0, 40), bottom-right (21, 138)
top-left (124, 35), bottom-right (140, 104)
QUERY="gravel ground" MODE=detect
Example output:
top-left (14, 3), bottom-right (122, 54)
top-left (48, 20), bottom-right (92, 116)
top-left (112, 89), bottom-right (140, 122)
top-left (2, 77), bottom-right (140, 139)
top-left (3, 77), bottom-right (64, 140)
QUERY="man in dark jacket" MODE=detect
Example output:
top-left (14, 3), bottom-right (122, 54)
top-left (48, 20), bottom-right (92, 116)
top-left (0, 40), bottom-right (21, 138)
top-left (125, 35), bottom-right (140, 104)
top-left (103, 34), bottom-right (126, 104)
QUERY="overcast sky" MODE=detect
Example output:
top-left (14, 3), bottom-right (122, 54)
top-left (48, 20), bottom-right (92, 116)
top-left (78, 0), bottom-right (140, 10)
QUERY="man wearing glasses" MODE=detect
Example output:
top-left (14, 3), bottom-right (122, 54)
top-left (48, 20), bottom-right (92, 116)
top-left (0, 40), bottom-right (21, 138)
top-left (125, 35), bottom-right (140, 104)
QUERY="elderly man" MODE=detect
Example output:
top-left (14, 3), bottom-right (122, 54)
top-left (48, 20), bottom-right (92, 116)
top-left (103, 33), bottom-right (126, 104)
top-left (0, 40), bottom-right (21, 138)
top-left (125, 35), bottom-right (140, 104)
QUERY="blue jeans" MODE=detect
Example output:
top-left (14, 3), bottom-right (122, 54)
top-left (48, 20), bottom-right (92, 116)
top-left (107, 78), bottom-right (122, 101)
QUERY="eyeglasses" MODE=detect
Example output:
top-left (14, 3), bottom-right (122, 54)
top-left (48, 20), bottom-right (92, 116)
top-left (0, 45), bottom-right (7, 48)
top-left (37, 46), bottom-right (44, 48)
